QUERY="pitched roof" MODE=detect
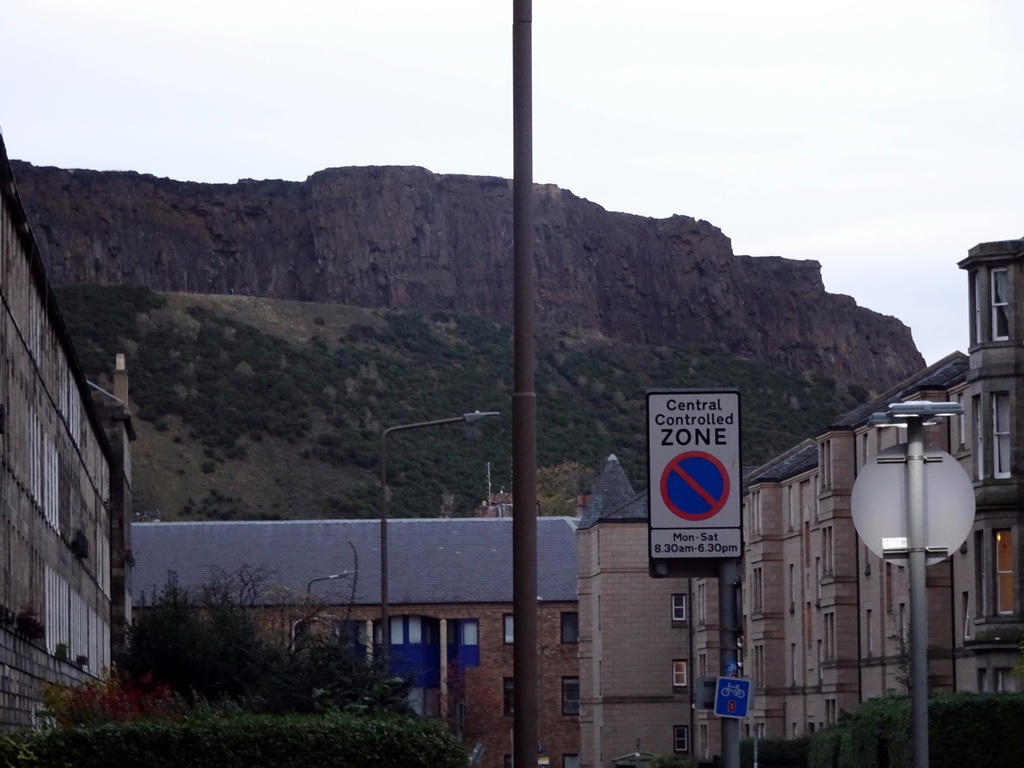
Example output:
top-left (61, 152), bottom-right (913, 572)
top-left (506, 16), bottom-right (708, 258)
top-left (744, 439), bottom-right (818, 486)
top-left (132, 516), bottom-right (579, 606)
top-left (828, 351), bottom-right (969, 429)
top-left (578, 454), bottom-right (647, 530)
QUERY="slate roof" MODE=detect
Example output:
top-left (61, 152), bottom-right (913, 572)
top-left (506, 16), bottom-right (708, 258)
top-left (829, 352), bottom-right (969, 429)
top-left (132, 517), bottom-right (579, 607)
top-left (578, 454), bottom-right (647, 530)
top-left (744, 440), bottom-right (818, 487)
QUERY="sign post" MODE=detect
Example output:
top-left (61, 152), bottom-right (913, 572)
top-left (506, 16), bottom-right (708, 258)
top-left (648, 390), bottom-right (743, 768)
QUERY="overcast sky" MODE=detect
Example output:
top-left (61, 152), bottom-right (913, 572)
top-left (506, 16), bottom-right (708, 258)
top-left (3, 0), bottom-right (1022, 366)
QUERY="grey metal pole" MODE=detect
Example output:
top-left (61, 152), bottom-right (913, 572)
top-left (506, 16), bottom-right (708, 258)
top-left (719, 559), bottom-right (741, 768)
top-left (512, 1), bottom-right (538, 767)
top-left (906, 417), bottom-right (929, 768)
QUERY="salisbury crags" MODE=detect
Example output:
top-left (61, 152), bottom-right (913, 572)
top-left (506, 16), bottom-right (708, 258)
top-left (12, 160), bottom-right (923, 390)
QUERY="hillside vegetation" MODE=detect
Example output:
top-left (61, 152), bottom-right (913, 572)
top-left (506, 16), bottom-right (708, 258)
top-left (57, 284), bottom-right (866, 521)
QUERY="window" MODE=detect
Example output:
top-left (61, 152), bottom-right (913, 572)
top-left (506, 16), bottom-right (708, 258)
top-left (503, 614), bottom-right (514, 643)
top-left (822, 526), bottom-right (834, 575)
top-left (461, 619), bottom-right (478, 645)
top-left (561, 612), bottom-right (579, 643)
top-left (673, 725), bottom-right (689, 753)
top-left (697, 582), bottom-right (707, 625)
top-left (995, 668), bottom-right (1017, 693)
top-left (671, 593), bottom-right (687, 622)
top-left (819, 441), bottom-right (832, 490)
top-left (974, 394), bottom-right (985, 479)
top-left (995, 529), bottom-right (1015, 615)
top-left (503, 677), bottom-right (514, 715)
top-left (824, 612), bottom-right (836, 660)
top-left (955, 391), bottom-right (966, 448)
top-left (993, 393), bottom-right (1011, 478)
top-left (752, 567), bottom-right (763, 612)
top-left (672, 660), bottom-right (688, 687)
top-left (561, 676), bottom-right (580, 715)
top-left (504, 756), bottom-right (513, 768)
top-left (992, 268), bottom-right (1009, 340)
top-left (865, 609), bottom-right (873, 656)
top-left (962, 591), bottom-right (971, 641)
top-left (563, 756), bottom-right (581, 768)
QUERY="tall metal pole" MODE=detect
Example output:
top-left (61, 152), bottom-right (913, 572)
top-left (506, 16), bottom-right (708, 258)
top-left (906, 417), bottom-right (929, 768)
top-left (719, 559), bottom-right (741, 768)
top-left (512, 1), bottom-right (538, 767)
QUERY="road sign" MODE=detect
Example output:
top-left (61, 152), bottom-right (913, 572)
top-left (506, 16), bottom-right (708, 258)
top-left (714, 676), bottom-right (751, 718)
top-left (648, 390), bottom-right (742, 566)
top-left (851, 444), bottom-right (975, 566)
top-left (661, 451), bottom-right (730, 520)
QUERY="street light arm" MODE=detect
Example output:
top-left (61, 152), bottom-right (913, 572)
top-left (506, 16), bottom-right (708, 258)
top-left (379, 409), bottom-right (501, 660)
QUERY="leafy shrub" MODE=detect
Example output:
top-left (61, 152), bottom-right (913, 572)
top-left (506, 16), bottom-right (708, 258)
top-left (0, 712), bottom-right (465, 768)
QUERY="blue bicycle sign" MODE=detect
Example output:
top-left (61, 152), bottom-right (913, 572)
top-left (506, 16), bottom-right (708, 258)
top-left (714, 676), bottom-right (752, 718)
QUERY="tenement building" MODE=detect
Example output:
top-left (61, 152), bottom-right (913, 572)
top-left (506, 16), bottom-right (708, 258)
top-left (0, 132), bottom-right (135, 727)
top-left (580, 237), bottom-right (1024, 763)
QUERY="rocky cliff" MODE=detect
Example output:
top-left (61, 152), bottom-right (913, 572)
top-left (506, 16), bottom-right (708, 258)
top-left (11, 160), bottom-right (923, 389)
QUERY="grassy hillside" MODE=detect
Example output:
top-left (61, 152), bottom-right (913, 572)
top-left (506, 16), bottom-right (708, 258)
top-left (56, 284), bottom-right (866, 521)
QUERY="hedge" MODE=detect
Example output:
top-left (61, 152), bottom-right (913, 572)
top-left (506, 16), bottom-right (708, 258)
top-left (0, 712), bottom-right (466, 768)
top-left (808, 692), bottom-right (1024, 768)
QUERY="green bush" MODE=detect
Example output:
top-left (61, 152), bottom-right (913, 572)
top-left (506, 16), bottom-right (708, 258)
top-left (0, 712), bottom-right (466, 768)
top-left (807, 693), bottom-right (1024, 768)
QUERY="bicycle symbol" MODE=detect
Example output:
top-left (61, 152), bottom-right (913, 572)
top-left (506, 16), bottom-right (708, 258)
top-left (720, 683), bottom-right (746, 698)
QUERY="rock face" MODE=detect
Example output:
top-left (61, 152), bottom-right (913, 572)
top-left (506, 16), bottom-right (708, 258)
top-left (11, 160), bottom-right (923, 389)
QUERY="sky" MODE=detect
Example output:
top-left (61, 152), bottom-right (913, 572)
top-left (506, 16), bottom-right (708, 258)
top-left (2, 0), bottom-right (1022, 366)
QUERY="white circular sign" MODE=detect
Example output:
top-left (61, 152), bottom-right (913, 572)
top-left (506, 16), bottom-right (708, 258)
top-left (851, 444), bottom-right (975, 566)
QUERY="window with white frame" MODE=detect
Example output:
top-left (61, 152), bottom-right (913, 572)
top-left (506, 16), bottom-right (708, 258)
top-left (995, 529), bottom-right (1015, 615)
top-left (672, 659), bottom-right (688, 687)
top-left (991, 268), bottom-right (1009, 340)
top-left (671, 593), bottom-right (687, 622)
top-left (993, 393), bottom-right (1011, 478)
top-left (673, 725), bottom-right (690, 753)
top-left (503, 614), bottom-right (514, 643)
top-left (972, 270), bottom-right (983, 343)
top-left (697, 582), bottom-right (707, 625)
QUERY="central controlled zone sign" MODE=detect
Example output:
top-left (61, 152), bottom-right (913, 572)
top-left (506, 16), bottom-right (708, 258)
top-left (648, 390), bottom-right (742, 560)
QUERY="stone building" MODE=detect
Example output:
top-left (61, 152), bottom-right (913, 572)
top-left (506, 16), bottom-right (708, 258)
top-left (576, 455), bottom-right (702, 766)
top-left (581, 236), bottom-right (1024, 763)
top-left (131, 516), bottom-right (581, 768)
top-left (0, 132), bottom-right (134, 727)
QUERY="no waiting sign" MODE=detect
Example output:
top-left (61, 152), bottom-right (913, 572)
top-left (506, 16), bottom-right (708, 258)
top-left (648, 390), bottom-right (742, 564)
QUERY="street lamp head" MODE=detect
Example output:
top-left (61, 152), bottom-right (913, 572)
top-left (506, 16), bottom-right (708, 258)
top-left (870, 400), bottom-right (964, 427)
top-left (463, 410), bottom-right (501, 423)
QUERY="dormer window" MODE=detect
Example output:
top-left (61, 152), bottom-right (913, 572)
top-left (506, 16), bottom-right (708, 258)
top-left (991, 268), bottom-right (1009, 340)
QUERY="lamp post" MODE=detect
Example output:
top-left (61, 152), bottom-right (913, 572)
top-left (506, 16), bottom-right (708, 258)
top-left (380, 411), bottom-right (500, 659)
top-left (307, 573), bottom-right (344, 598)
top-left (868, 400), bottom-right (964, 768)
